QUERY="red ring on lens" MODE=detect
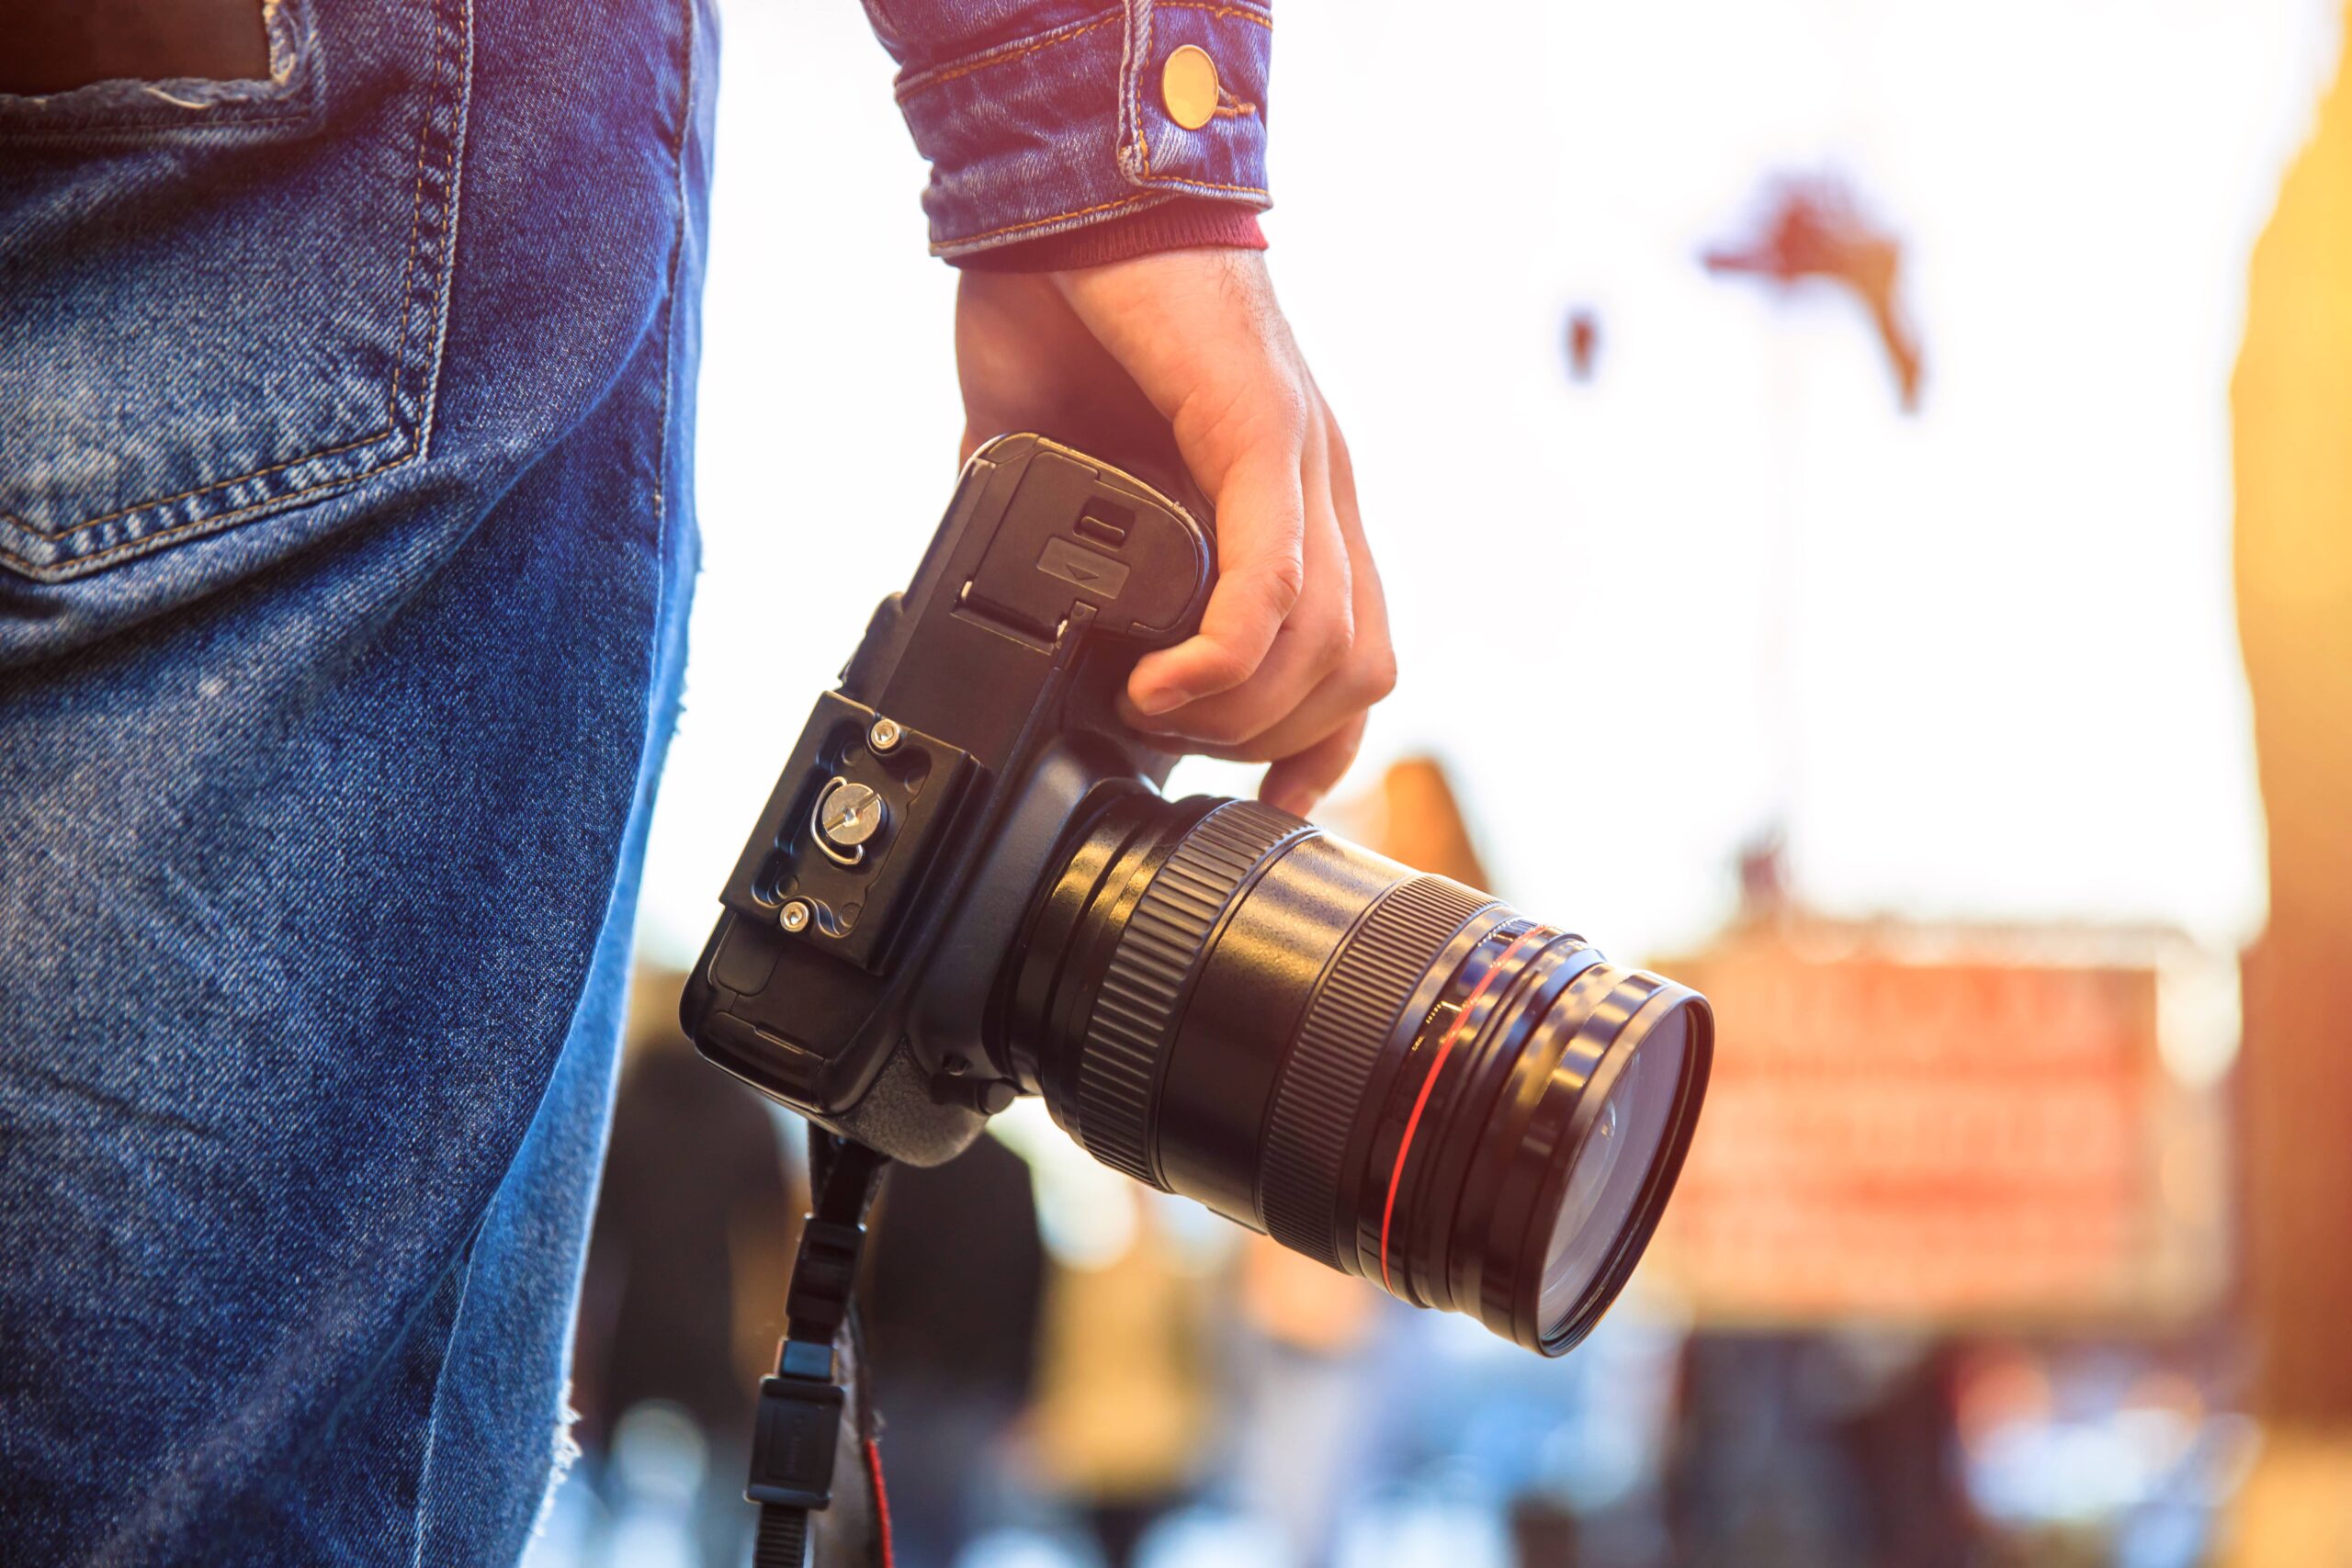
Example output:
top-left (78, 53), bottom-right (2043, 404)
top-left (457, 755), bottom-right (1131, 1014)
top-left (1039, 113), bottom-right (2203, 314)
top-left (1377, 925), bottom-right (1545, 1292)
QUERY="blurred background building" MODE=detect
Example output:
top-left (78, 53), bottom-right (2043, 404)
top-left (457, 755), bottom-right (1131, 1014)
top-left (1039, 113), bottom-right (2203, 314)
top-left (530, 1), bottom-right (2352, 1563)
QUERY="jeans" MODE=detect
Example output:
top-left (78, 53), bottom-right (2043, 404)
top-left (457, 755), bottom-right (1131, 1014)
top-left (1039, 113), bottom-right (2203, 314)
top-left (0, 0), bottom-right (712, 1562)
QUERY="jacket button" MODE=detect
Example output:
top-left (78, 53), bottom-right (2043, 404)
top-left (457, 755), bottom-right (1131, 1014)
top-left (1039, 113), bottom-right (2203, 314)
top-left (1161, 45), bottom-right (1219, 130)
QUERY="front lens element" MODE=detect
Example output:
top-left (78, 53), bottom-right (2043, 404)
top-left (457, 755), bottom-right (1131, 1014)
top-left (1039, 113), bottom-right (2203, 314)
top-left (1536, 1004), bottom-right (1692, 1336)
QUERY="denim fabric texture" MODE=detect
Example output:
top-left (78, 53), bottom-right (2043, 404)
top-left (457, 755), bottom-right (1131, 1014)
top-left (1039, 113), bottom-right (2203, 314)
top-left (865, 0), bottom-right (1272, 256)
top-left (0, 0), bottom-right (711, 1560)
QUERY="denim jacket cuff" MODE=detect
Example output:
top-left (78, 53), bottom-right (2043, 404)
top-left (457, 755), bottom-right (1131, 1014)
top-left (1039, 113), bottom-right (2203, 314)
top-left (950, 196), bottom-right (1265, 271)
top-left (892, 1), bottom-right (1272, 259)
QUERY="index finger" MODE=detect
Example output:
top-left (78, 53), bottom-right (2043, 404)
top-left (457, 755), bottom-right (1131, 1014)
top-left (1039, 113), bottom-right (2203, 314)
top-left (1127, 444), bottom-right (1306, 716)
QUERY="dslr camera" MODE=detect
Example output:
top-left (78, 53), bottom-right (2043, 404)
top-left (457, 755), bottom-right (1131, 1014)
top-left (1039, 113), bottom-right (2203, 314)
top-left (684, 435), bottom-right (1711, 1354)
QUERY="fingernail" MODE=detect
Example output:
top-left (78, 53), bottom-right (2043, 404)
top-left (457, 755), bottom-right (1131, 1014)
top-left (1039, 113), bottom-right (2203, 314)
top-left (1130, 684), bottom-right (1186, 717)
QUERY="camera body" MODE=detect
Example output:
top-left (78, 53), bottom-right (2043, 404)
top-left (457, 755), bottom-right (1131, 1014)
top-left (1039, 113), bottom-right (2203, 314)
top-left (687, 434), bottom-right (1714, 1354)
top-left (682, 434), bottom-right (1213, 1165)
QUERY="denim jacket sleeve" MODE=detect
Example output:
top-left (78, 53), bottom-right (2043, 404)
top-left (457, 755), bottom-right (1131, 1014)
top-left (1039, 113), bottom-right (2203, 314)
top-left (861, 0), bottom-right (1272, 258)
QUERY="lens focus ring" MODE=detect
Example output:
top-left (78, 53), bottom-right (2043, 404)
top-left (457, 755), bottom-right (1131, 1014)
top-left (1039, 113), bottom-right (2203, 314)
top-left (1257, 875), bottom-right (1496, 1266)
top-left (1076, 800), bottom-right (1305, 1187)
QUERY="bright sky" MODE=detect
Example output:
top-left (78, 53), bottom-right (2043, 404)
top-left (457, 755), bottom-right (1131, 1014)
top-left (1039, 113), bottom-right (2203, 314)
top-left (636, 0), bottom-right (2338, 971)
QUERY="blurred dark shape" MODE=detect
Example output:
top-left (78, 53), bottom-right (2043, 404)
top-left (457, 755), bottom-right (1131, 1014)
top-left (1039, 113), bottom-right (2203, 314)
top-left (1566, 309), bottom-right (1602, 381)
top-left (2229, 6), bottom-right (2352, 1550)
top-left (1510, 1495), bottom-right (1585, 1568)
top-left (1085, 1500), bottom-right (1169, 1568)
top-left (858, 1134), bottom-right (1046, 1568)
top-left (1735, 829), bottom-right (1789, 920)
top-left (864, 1135), bottom-right (1045, 1406)
top-left (578, 970), bottom-right (796, 1445)
top-left (574, 967), bottom-right (798, 1566)
top-left (1667, 1334), bottom-right (1977, 1568)
top-left (1705, 175), bottom-right (1924, 411)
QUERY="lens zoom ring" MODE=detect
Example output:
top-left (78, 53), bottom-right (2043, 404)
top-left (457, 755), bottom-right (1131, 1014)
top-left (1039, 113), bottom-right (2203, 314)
top-left (1078, 800), bottom-right (1303, 1188)
top-left (1259, 875), bottom-right (1495, 1265)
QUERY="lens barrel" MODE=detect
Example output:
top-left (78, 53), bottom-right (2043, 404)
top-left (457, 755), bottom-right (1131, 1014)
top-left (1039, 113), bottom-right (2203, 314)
top-left (1001, 794), bottom-right (1712, 1355)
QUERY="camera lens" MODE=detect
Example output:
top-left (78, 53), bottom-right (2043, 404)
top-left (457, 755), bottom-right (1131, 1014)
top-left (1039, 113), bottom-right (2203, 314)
top-left (1001, 794), bottom-right (1712, 1355)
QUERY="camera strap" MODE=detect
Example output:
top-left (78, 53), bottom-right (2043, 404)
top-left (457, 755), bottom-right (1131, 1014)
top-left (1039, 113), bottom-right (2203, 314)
top-left (745, 1127), bottom-right (894, 1568)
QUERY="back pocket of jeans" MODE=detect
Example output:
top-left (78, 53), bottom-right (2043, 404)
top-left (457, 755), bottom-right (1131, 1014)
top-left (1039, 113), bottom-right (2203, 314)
top-left (0, 0), bottom-right (469, 584)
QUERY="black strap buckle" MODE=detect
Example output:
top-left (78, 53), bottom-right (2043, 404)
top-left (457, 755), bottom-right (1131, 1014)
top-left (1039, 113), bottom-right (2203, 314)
top-left (745, 1369), bottom-right (846, 1510)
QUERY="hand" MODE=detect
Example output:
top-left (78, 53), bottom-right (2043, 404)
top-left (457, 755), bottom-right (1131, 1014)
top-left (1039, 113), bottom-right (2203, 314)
top-left (955, 248), bottom-right (1395, 818)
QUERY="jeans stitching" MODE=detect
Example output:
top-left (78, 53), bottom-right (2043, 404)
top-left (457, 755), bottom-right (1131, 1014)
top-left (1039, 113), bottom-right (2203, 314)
top-left (0, 0), bottom-right (471, 577)
top-left (409, 0), bottom-right (473, 466)
top-left (654, 0), bottom-right (695, 551)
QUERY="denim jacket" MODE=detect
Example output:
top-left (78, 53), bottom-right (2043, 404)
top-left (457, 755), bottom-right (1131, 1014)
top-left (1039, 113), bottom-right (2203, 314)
top-left (862, 0), bottom-right (1272, 257)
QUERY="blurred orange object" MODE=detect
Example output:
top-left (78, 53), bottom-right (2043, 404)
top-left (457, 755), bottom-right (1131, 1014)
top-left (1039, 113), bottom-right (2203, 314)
top-left (2222, 7), bottom-right (2352, 1555)
top-left (2233, 0), bottom-right (2352, 1434)
top-left (1317, 753), bottom-right (1490, 888)
top-left (1238, 1235), bottom-right (1376, 1355)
